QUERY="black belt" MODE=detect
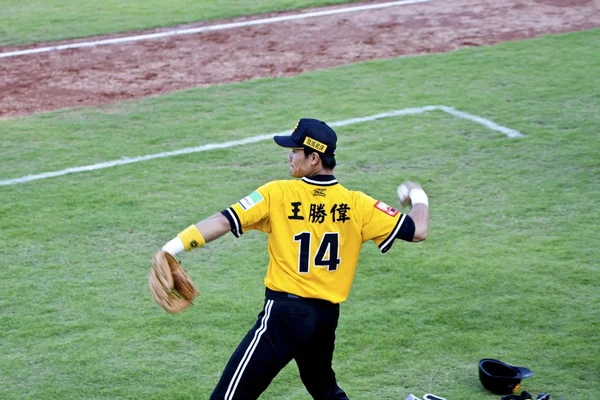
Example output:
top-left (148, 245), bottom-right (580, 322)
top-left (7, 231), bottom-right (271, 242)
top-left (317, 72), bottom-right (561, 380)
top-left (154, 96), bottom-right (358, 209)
top-left (265, 288), bottom-right (336, 305)
top-left (265, 287), bottom-right (302, 299)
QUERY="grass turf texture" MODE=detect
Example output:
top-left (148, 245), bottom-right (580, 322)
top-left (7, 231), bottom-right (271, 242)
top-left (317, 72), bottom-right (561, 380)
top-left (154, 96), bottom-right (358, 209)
top-left (1, 30), bottom-right (599, 399)
top-left (1, 0), bottom-right (365, 46)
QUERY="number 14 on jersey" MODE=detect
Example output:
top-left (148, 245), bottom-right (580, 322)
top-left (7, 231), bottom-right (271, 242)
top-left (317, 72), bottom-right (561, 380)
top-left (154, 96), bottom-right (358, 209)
top-left (293, 232), bottom-right (340, 273)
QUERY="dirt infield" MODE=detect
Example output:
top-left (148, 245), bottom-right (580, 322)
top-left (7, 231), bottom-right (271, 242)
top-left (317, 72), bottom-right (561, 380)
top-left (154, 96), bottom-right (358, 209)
top-left (1, 0), bottom-right (598, 119)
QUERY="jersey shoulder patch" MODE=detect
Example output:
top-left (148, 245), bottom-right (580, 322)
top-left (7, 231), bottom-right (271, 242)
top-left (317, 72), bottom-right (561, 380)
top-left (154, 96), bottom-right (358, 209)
top-left (238, 190), bottom-right (264, 210)
top-left (374, 200), bottom-right (399, 217)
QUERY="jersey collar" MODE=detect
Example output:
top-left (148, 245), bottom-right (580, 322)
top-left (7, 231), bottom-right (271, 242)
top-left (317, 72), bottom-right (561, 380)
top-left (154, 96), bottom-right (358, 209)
top-left (301, 174), bottom-right (338, 186)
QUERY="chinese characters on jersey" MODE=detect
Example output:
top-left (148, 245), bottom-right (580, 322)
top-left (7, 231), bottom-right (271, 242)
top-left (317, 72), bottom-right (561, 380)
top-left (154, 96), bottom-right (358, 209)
top-left (288, 202), bottom-right (351, 223)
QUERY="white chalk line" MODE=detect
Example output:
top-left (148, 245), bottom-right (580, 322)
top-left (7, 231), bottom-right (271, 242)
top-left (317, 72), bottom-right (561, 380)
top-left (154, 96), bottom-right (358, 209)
top-left (0, 105), bottom-right (523, 186)
top-left (0, 0), bottom-right (433, 58)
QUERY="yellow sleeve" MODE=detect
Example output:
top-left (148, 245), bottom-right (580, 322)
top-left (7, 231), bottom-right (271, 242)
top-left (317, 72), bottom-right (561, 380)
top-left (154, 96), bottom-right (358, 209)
top-left (358, 192), bottom-right (405, 253)
top-left (226, 183), bottom-right (273, 236)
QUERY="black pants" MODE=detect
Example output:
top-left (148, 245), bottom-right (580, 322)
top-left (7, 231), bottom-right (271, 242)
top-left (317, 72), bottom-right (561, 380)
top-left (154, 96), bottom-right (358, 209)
top-left (211, 288), bottom-right (349, 400)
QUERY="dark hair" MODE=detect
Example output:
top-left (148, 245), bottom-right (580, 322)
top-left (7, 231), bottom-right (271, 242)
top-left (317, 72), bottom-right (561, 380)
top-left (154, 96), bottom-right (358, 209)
top-left (304, 148), bottom-right (336, 170)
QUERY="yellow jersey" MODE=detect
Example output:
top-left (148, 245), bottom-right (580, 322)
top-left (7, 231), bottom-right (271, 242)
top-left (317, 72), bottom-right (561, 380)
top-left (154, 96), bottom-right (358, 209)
top-left (222, 175), bottom-right (407, 303)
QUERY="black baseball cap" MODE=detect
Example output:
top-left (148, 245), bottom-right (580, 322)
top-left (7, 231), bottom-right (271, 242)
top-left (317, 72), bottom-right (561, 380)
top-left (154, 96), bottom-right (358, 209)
top-left (274, 118), bottom-right (337, 157)
top-left (478, 358), bottom-right (533, 395)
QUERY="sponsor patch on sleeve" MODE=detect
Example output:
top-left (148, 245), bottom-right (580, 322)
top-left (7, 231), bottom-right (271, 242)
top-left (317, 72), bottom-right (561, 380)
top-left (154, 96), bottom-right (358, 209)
top-left (374, 200), bottom-right (399, 217)
top-left (239, 190), bottom-right (264, 210)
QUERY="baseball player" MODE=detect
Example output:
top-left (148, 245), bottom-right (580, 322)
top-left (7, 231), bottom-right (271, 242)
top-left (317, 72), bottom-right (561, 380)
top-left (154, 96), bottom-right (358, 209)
top-left (160, 118), bottom-right (430, 399)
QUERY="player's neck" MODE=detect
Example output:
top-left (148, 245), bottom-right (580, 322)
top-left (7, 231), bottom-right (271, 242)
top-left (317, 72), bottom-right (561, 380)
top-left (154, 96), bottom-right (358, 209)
top-left (305, 166), bottom-right (333, 177)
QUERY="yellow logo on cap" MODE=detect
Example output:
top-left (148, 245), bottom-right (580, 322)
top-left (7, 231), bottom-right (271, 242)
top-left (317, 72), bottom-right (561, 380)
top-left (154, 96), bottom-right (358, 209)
top-left (303, 137), bottom-right (327, 153)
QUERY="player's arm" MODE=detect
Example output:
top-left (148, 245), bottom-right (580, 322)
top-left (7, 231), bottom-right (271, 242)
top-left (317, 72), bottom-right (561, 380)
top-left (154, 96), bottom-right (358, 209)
top-left (195, 213), bottom-right (232, 242)
top-left (397, 181), bottom-right (429, 242)
top-left (408, 203), bottom-right (429, 242)
top-left (160, 184), bottom-right (272, 255)
top-left (161, 212), bottom-right (231, 256)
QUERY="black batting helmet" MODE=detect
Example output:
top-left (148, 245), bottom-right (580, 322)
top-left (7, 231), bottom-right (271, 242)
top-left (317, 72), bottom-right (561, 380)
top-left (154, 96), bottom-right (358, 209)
top-left (478, 358), bottom-right (533, 395)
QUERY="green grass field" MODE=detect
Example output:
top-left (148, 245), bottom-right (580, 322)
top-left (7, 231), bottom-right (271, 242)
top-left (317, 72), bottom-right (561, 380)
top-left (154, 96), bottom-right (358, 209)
top-left (1, 0), bottom-right (363, 46)
top-left (1, 8), bottom-right (599, 400)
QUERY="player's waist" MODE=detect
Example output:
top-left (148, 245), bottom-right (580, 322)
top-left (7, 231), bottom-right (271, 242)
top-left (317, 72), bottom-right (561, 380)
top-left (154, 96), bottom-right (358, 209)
top-left (265, 287), bottom-right (338, 306)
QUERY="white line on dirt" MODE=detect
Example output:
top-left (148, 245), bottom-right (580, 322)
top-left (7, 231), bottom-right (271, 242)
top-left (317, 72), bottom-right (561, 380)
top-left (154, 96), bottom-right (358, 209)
top-left (0, 0), bottom-right (433, 58)
top-left (0, 105), bottom-right (523, 186)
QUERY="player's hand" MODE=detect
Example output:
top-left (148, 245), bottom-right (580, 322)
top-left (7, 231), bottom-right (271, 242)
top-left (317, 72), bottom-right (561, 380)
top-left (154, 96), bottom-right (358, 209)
top-left (397, 180), bottom-right (423, 207)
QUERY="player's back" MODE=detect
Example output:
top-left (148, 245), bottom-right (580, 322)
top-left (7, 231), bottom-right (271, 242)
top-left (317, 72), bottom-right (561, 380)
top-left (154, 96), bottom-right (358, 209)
top-left (261, 176), bottom-right (398, 303)
top-left (227, 175), bottom-right (403, 303)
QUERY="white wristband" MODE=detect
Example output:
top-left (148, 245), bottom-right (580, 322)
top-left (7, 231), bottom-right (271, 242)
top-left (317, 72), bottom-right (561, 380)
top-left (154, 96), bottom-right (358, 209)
top-left (162, 237), bottom-right (185, 256)
top-left (409, 188), bottom-right (429, 207)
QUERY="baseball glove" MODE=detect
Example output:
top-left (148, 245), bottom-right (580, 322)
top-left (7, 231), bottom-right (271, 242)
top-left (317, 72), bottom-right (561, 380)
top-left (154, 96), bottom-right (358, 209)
top-left (148, 250), bottom-right (198, 314)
